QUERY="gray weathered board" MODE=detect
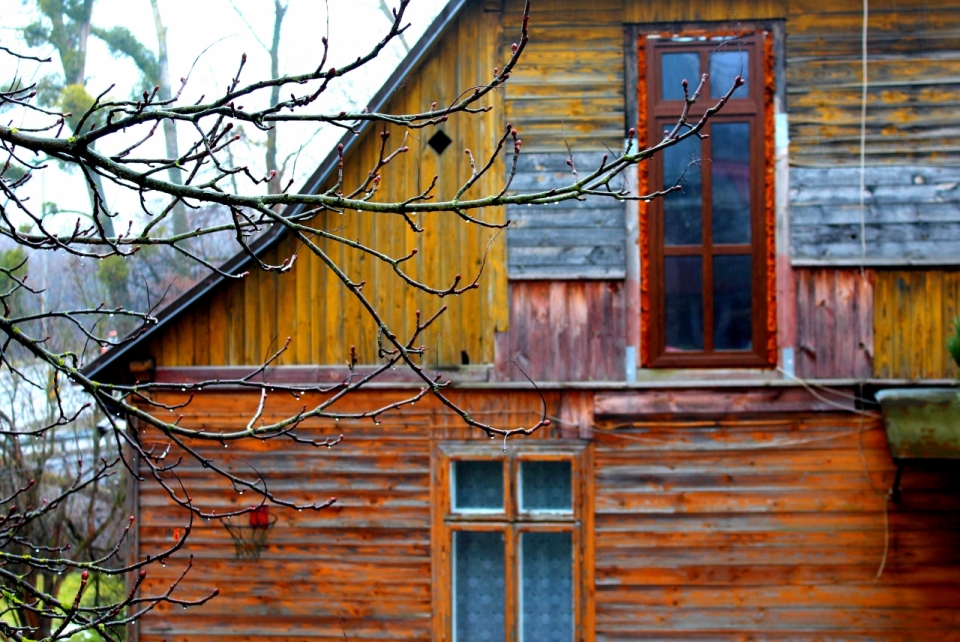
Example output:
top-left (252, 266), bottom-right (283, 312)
top-left (506, 153), bottom-right (627, 279)
top-left (790, 165), bottom-right (960, 265)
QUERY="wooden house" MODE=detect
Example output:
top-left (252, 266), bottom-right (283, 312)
top-left (87, 0), bottom-right (960, 638)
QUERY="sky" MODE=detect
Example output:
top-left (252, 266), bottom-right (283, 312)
top-left (1, 0), bottom-right (450, 231)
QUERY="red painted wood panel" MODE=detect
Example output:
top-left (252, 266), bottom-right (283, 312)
top-left (795, 269), bottom-right (873, 379)
top-left (495, 280), bottom-right (626, 382)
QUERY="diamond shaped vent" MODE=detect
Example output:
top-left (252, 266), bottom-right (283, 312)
top-left (428, 129), bottom-right (452, 155)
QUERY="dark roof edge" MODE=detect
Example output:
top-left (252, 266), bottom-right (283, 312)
top-left (83, 0), bottom-right (473, 381)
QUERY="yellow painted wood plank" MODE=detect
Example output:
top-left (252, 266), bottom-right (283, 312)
top-left (143, 1), bottom-right (508, 369)
top-left (208, 283), bottom-right (227, 366)
top-left (627, 0), bottom-right (784, 22)
top-left (872, 272), bottom-right (891, 378)
top-left (294, 234), bottom-right (313, 364)
top-left (924, 271), bottom-right (944, 378)
top-left (243, 260), bottom-right (261, 364)
top-left (943, 272), bottom-right (960, 378)
top-left (193, 299), bottom-right (210, 366)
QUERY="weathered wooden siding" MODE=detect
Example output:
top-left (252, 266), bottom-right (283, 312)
top-left (594, 413), bottom-right (960, 640)
top-left (146, 1), bottom-right (507, 369)
top-left (502, 0), bottom-right (625, 153)
top-left (794, 268), bottom-right (873, 379)
top-left (786, 0), bottom-right (960, 264)
top-left (136, 389), bottom-right (562, 642)
top-left (494, 280), bottom-right (626, 381)
top-left (626, 0), bottom-right (786, 22)
top-left (499, 0), bottom-right (630, 281)
top-left (786, 0), bottom-right (960, 166)
top-left (506, 153), bottom-right (627, 279)
top-left (873, 269), bottom-right (960, 379)
top-left (790, 166), bottom-right (960, 264)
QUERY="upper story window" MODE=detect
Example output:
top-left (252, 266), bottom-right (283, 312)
top-left (434, 442), bottom-right (592, 642)
top-left (642, 33), bottom-right (775, 368)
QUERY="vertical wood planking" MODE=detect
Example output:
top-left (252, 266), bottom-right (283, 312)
top-left (496, 281), bottom-right (626, 381)
top-left (873, 269), bottom-right (960, 379)
top-left (142, 1), bottom-right (506, 370)
top-left (794, 269), bottom-right (873, 379)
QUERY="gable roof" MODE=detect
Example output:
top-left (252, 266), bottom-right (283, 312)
top-left (84, 0), bottom-right (472, 382)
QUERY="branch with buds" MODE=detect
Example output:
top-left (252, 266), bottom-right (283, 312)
top-left (0, 1), bottom-right (738, 638)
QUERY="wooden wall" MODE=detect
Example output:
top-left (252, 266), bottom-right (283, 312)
top-left (135, 389), bottom-right (563, 642)
top-left (502, 0), bottom-right (625, 153)
top-left (506, 153), bottom-right (627, 279)
top-left (494, 280), bottom-right (626, 381)
top-left (500, 0), bottom-right (630, 282)
top-left (594, 413), bottom-right (960, 640)
top-left (786, 0), bottom-right (960, 167)
top-left (786, 0), bottom-right (960, 264)
top-left (794, 268), bottom-right (873, 379)
top-left (790, 166), bottom-right (960, 264)
top-left (145, 0), bottom-right (508, 369)
top-left (873, 269), bottom-right (960, 379)
top-left (138, 392), bottom-right (960, 640)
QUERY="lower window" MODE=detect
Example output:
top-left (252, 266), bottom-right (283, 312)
top-left (434, 442), bottom-right (592, 642)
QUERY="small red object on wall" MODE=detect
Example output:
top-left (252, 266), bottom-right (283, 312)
top-left (249, 505), bottom-right (270, 529)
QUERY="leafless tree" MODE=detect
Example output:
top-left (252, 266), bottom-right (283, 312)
top-left (0, 1), bottom-right (741, 639)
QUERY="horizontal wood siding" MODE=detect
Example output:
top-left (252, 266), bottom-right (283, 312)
top-left (791, 166), bottom-right (960, 264)
top-left (873, 269), bottom-right (960, 379)
top-left (786, 0), bottom-right (960, 166)
top-left (594, 413), bottom-right (960, 640)
top-left (506, 153), bottom-right (627, 279)
top-left (136, 389), bottom-right (562, 642)
top-left (785, 0), bottom-right (960, 265)
top-left (626, 0), bottom-right (786, 22)
top-left (794, 268), bottom-right (874, 379)
top-left (145, 1), bottom-right (507, 369)
top-left (495, 280), bottom-right (626, 381)
top-left (502, 0), bottom-right (625, 153)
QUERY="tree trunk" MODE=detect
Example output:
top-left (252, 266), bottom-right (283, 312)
top-left (266, 0), bottom-right (287, 195)
top-left (150, 0), bottom-right (188, 237)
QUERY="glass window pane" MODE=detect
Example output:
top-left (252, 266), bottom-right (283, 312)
top-left (665, 256), bottom-right (704, 351)
top-left (713, 255), bottom-right (753, 351)
top-left (711, 122), bottom-right (752, 244)
top-left (453, 461), bottom-right (503, 511)
top-left (710, 50), bottom-right (749, 99)
top-left (662, 52), bottom-right (700, 100)
top-left (663, 135), bottom-right (702, 246)
top-left (520, 461), bottom-right (572, 513)
top-left (455, 531), bottom-right (505, 642)
top-left (521, 532), bottom-right (573, 642)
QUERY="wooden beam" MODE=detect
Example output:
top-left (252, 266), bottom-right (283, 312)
top-left (595, 387), bottom-right (858, 416)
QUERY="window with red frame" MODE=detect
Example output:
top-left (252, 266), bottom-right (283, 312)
top-left (643, 33), bottom-right (774, 368)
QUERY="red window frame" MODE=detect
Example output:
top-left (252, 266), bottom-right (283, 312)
top-left (639, 31), bottom-right (777, 368)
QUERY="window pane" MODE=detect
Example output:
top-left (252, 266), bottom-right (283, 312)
top-left (520, 461), bottom-right (572, 512)
top-left (521, 532), bottom-right (573, 642)
top-left (714, 255), bottom-right (753, 351)
top-left (663, 135), bottom-right (702, 246)
top-left (665, 256), bottom-right (704, 351)
top-left (454, 531), bottom-right (505, 642)
top-left (710, 50), bottom-right (749, 99)
top-left (662, 52), bottom-right (700, 100)
top-left (711, 122), bottom-right (752, 244)
top-left (453, 461), bottom-right (503, 511)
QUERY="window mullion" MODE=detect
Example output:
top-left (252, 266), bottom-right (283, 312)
top-left (505, 523), bottom-right (518, 642)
